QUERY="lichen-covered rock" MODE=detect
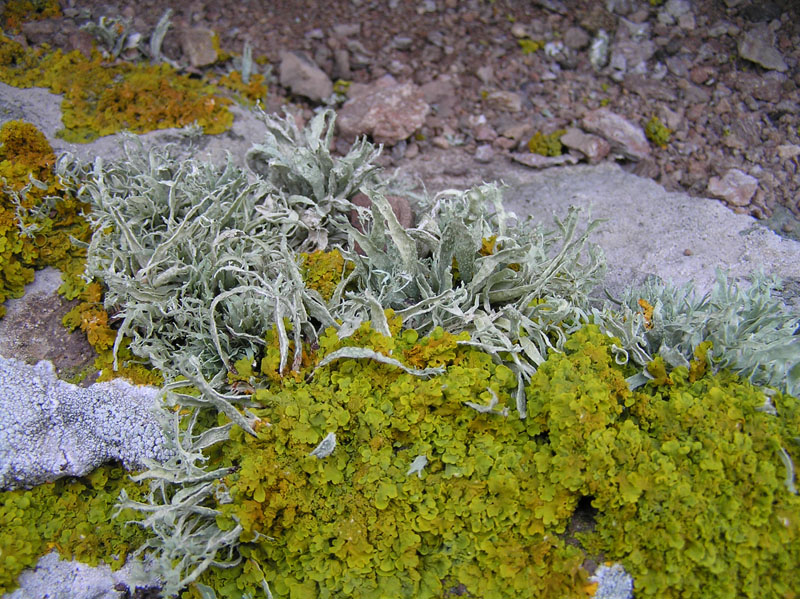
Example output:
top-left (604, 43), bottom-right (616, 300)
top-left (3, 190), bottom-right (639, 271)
top-left (0, 357), bottom-right (172, 490)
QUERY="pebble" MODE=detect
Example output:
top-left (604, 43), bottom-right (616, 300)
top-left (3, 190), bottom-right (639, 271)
top-left (582, 108), bottom-right (651, 160)
top-left (707, 168), bottom-right (759, 206)
top-left (738, 23), bottom-right (788, 72)
top-left (485, 90), bottom-right (523, 113)
top-left (474, 144), bottom-right (494, 163)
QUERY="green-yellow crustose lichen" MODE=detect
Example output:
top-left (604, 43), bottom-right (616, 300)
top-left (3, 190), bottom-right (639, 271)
top-left (298, 249), bottom-right (355, 302)
top-left (0, 34), bottom-right (233, 142)
top-left (644, 116), bottom-right (672, 149)
top-left (0, 120), bottom-right (91, 317)
top-left (0, 463), bottom-right (150, 594)
top-left (0, 0), bottom-right (61, 32)
top-left (186, 319), bottom-right (589, 599)
top-left (528, 325), bottom-right (800, 599)
top-left (527, 129), bottom-right (567, 156)
top-left (173, 321), bottom-right (799, 599)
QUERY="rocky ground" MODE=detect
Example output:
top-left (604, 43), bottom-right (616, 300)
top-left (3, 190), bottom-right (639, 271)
top-left (10, 0), bottom-right (800, 240)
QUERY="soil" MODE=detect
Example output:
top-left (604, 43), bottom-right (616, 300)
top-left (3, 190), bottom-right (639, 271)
top-left (34, 0), bottom-right (800, 241)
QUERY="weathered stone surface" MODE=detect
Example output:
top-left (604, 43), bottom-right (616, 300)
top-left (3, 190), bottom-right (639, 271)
top-left (179, 27), bottom-right (218, 68)
top-left (485, 90), bottom-right (523, 113)
top-left (511, 152), bottom-right (579, 168)
top-left (474, 144), bottom-right (495, 163)
top-left (733, 71), bottom-right (785, 103)
top-left (337, 78), bottom-right (429, 145)
top-left (738, 23), bottom-right (788, 72)
top-left (279, 51), bottom-right (333, 102)
top-left (581, 108), bottom-right (650, 160)
top-left (560, 127), bottom-right (611, 163)
top-left (707, 169), bottom-right (759, 207)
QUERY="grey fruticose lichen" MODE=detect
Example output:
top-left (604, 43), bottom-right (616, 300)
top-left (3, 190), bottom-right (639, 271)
top-left (0, 356), bottom-right (172, 490)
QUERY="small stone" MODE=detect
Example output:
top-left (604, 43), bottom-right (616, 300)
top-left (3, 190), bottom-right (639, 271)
top-left (683, 248), bottom-right (693, 256)
top-left (350, 192), bottom-right (414, 229)
top-left (777, 144), bottom-right (800, 160)
top-left (337, 78), bottom-right (430, 145)
top-left (581, 108), bottom-right (651, 160)
top-left (560, 127), bottom-right (611, 163)
top-left (510, 23), bottom-right (528, 38)
top-left (485, 90), bottom-right (523, 112)
top-left (689, 65), bottom-right (713, 85)
top-left (431, 136), bottom-right (450, 149)
top-left (179, 27), bottom-right (218, 68)
top-left (738, 23), bottom-right (788, 72)
top-left (511, 153), bottom-right (578, 168)
top-left (279, 51), bottom-right (334, 102)
top-left (476, 65), bottom-right (494, 85)
top-left (405, 142), bottom-right (420, 159)
top-left (707, 169), bottom-right (759, 206)
top-left (391, 35), bottom-right (414, 50)
top-left (474, 124), bottom-right (497, 142)
top-left (563, 26), bottom-right (590, 50)
top-left (474, 144), bottom-right (495, 163)
top-left (332, 23), bottom-right (361, 37)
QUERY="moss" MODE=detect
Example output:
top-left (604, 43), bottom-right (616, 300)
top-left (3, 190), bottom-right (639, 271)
top-left (527, 129), bottom-right (566, 156)
top-left (0, 120), bottom-right (91, 317)
top-left (644, 116), bottom-right (672, 149)
top-left (1, 0), bottom-right (60, 32)
top-left (0, 36), bottom-right (233, 142)
top-left (0, 464), bottom-right (150, 594)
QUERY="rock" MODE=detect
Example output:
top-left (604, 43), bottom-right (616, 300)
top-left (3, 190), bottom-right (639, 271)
top-left (350, 192), bottom-right (414, 243)
top-left (608, 39), bottom-right (656, 81)
top-left (738, 23), bottom-right (788, 72)
top-left (474, 144), bottom-right (495, 163)
top-left (733, 71), bottom-right (785, 103)
top-left (279, 51), bottom-right (334, 102)
top-left (332, 23), bottom-right (361, 37)
top-left (485, 90), bottom-right (523, 113)
top-left (589, 30), bottom-right (610, 70)
top-left (337, 78), bottom-right (429, 145)
top-left (581, 108), bottom-right (650, 160)
top-left (431, 136), bottom-right (450, 149)
top-left (391, 35), bottom-right (413, 50)
top-left (0, 357), bottom-right (172, 490)
top-left (21, 18), bottom-right (63, 46)
top-left (474, 124), bottom-right (497, 142)
top-left (179, 27), bottom-right (218, 68)
top-left (560, 127), bottom-right (611, 163)
top-left (563, 26), bottom-right (590, 50)
top-left (707, 169), bottom-right (759, 206)
top-left (677, 79), bottom-right (711, 103)
top-left (777, 144), bottom-right (800, 160)
top-left (500, 123), bottom-right (534, 144)
top-left (511, 152), bottom-right (579, 168)
top-left (476, 65), bottom-right (494, 85)
top-left (8, 551), bottom-right (160, 599)
top-left (420, 75), bottom-right (457, 116)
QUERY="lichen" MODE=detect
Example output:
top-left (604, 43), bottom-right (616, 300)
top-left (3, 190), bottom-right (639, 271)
top-left (527, 325), bottom-right (800, 599)
top-left (181, 321), bottom-right (588, 599)
top-left (527, 129), bottom-right (567, 156)
top-left (644, 116), bottom-right (672, 149)
top-left (0, 35), bottom-right (233, 142)
top-left (0, 463), bottom-right (149, 594)
top-left (0, 120), bottom-right (91, 317)
top-left (1, 0), bottom-right (60, 32)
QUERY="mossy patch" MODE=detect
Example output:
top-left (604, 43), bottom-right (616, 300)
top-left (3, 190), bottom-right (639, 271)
top-left (527, 129), bottom-right (566, 156)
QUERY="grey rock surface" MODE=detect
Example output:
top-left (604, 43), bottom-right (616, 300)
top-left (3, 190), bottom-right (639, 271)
top-left (738, 23), bottom-right (789, 72)
top-left (278, 50), bottom-right (333, 102)
top-left (0, 356), bottom-right (172, 490)
top-left (6, 551), bottom-right (159, 599)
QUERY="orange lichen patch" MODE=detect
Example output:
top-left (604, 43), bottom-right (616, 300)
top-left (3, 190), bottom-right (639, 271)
top-left (637, 298), bottom-right (654, 330)
top-left (1, 0), bottom-right (61, 33)
top-left (0, 120), bottom-right (90, 317)
top-left (217, 70), bottom-right (268, 105)
top-left (0, 36), bottom-right (234, 143)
